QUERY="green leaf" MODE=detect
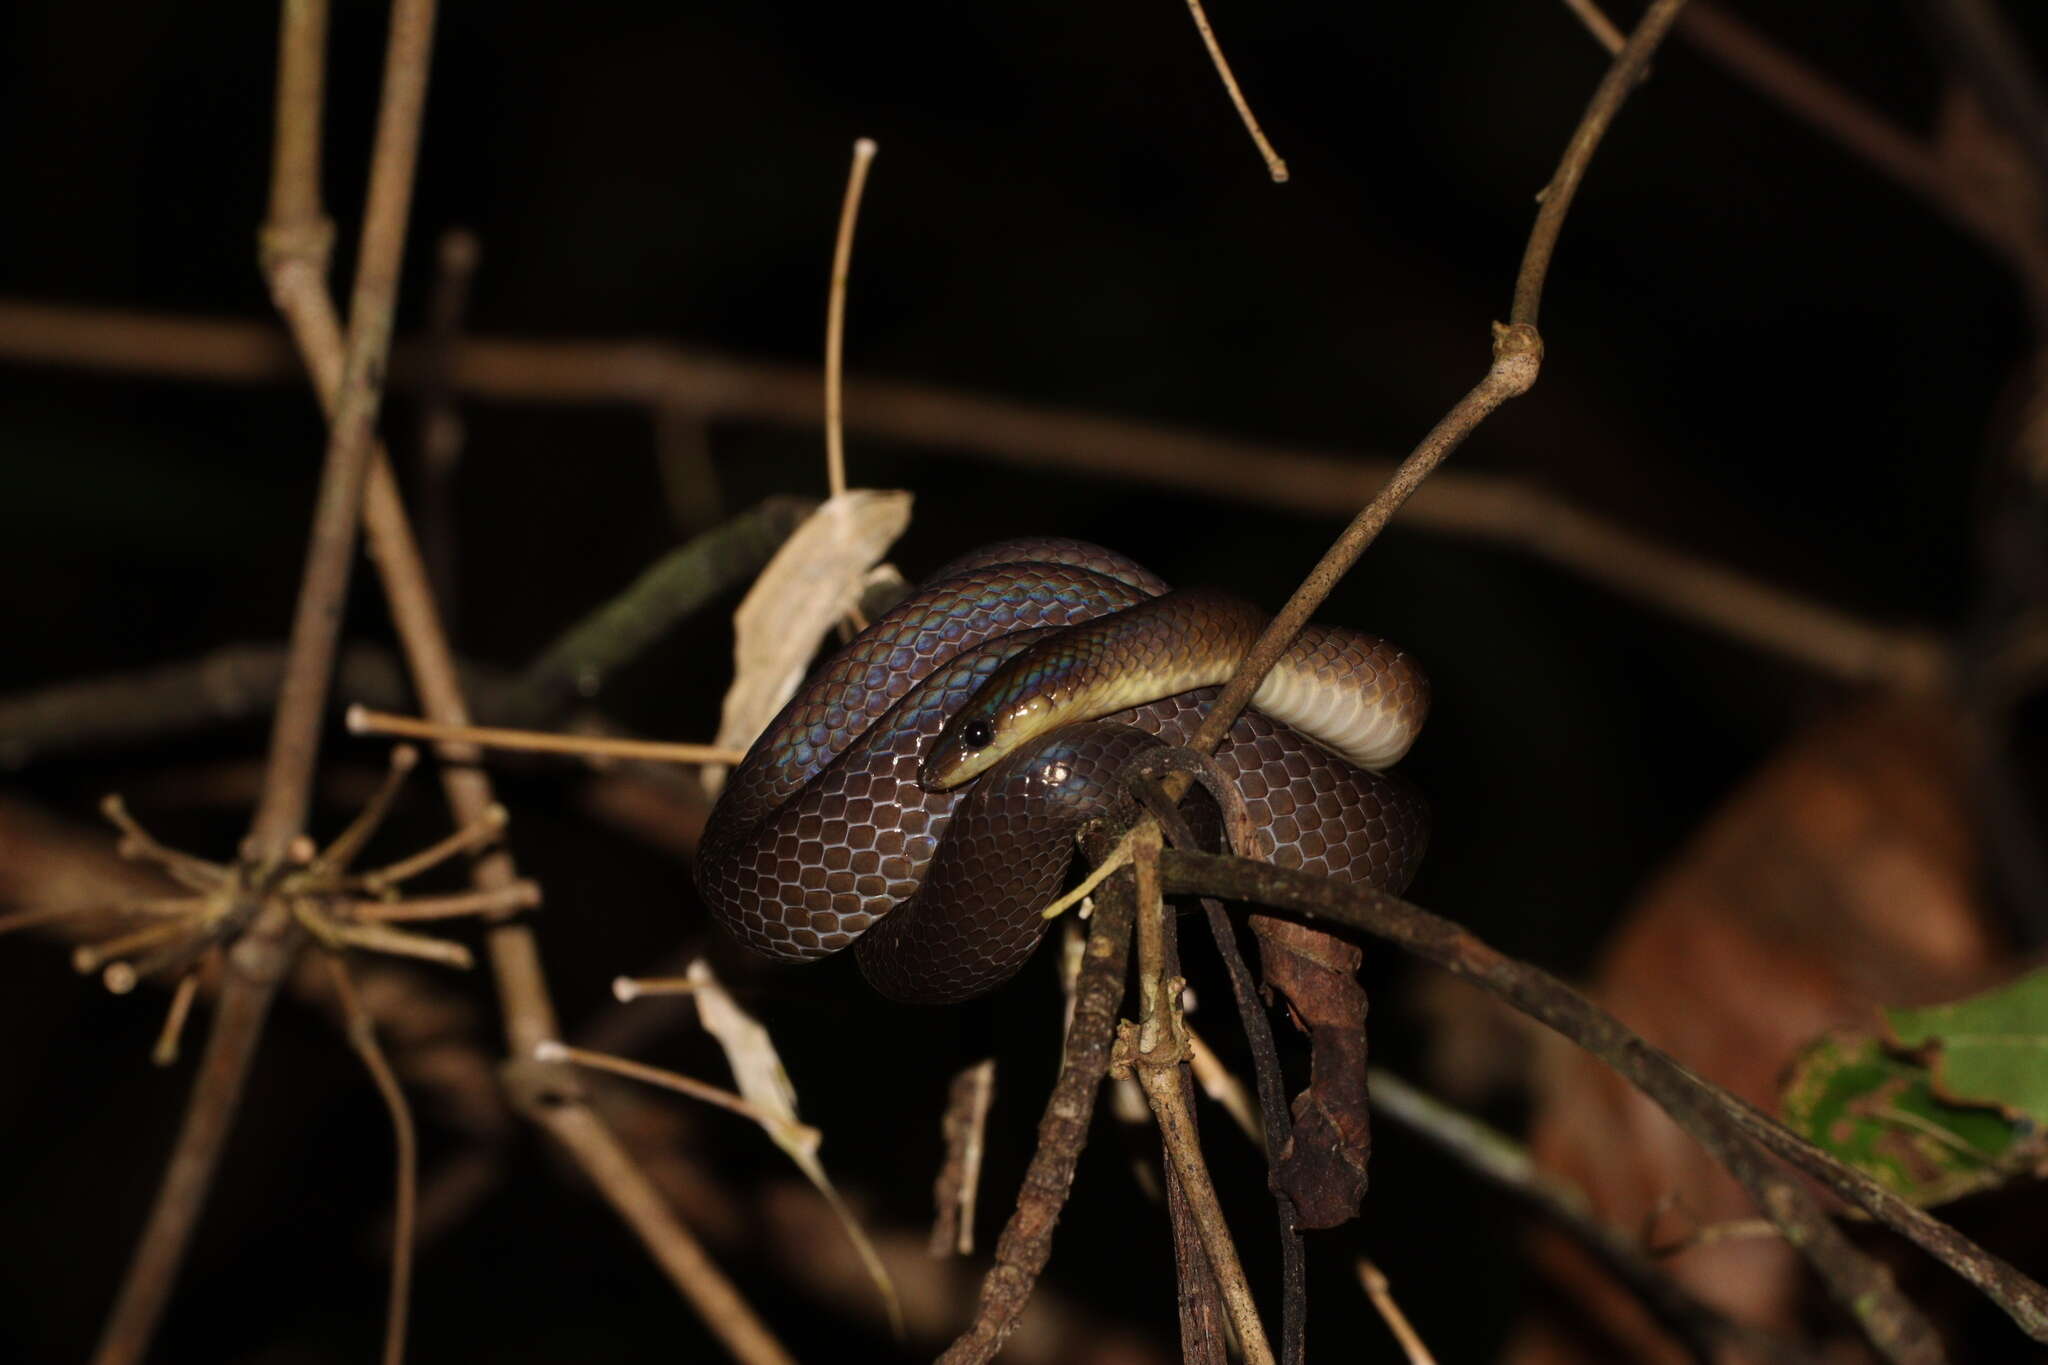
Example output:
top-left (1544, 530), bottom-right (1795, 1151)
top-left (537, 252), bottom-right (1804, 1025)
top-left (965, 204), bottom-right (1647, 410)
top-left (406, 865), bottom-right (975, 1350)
top-left (1884, 966), bottom-right (2048, 1122)
top-left (1781, 1031), bottom-right (2032, 1207)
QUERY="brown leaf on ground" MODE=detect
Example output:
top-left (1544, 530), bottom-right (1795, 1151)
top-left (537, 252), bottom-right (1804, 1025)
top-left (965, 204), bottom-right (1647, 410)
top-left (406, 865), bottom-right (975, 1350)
top-left (1504, 700), bottom-right (2009, 1365)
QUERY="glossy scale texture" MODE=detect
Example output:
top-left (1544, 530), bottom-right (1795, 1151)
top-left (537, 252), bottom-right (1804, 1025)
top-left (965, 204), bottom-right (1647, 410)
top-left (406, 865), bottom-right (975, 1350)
top-left (695, 539), bottom-right (1430, 1003)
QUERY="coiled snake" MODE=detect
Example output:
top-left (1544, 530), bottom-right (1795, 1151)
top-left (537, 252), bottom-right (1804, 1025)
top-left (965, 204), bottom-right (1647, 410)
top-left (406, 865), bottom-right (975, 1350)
top-left (696, 539), bottom-right (1429, 1004)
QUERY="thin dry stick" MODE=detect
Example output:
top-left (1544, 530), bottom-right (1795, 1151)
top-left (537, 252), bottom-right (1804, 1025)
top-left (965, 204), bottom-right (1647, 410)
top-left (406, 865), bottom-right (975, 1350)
top-left (340, 882), bottom-right (540, 923)
top-left (1355, 1260), bottom-right (1438, 1365)
top-left (1124, 823), bottom-right (1274, 1362)
top-left (93, 6), bottom-right (439, 1360)
top-left (1128, 1029), bottom-right (1275, 1365)
top-left (939, 864), bottom-right (1136, 1364)
top-left (613, 975), bottom-right (698, 1000)
top-left (254, 5), bottom-right (794, 1358)
top-left (284, 287), bottom-right (796, 1365)
top-left (1180, 0), bottom-right (1288, 181)
top-left (346, 705), bottom-right (748, 766)
top-left (152, 971), bottom-right (204, 1066)
top-left (331, 957), bottom-right (417, 1365)
top-left (824, 138), bottom-right (877, 502)
top-left (1157, 849), bottom-right (1979, 1362)
top-left (1560, 0), bottom-right (1625, 55)
top-left (0, 298), bottom-right (1949, 693)
top-left (1189, 0), bottom-right (1688, 759)
top-left (249, 0), bottom-right (437, 860)
top-left (932, 1058), bottom-right (998, 1257)
top-left (535, 1040), bottom-right (812, 1137)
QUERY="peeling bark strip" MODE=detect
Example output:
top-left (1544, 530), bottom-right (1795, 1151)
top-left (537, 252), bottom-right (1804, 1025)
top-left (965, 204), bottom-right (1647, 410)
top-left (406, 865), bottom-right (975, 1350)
top-left (1252, 914), bottom-right (1372, 1227)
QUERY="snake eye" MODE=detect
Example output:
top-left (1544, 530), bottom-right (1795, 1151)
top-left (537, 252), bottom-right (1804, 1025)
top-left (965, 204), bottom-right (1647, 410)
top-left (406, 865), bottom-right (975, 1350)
top-left (962, 718), bottom-right (995, 749)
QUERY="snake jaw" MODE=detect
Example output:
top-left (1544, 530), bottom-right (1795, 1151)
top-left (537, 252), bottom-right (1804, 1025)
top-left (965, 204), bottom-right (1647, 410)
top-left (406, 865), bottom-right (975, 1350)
top-left (920, 692), bottom-right (1055, 790)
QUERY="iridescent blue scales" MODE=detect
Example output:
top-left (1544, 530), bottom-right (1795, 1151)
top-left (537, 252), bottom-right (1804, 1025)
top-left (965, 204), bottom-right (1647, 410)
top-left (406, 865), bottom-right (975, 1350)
top-left (695, 539), bottom-right (1430, 1004)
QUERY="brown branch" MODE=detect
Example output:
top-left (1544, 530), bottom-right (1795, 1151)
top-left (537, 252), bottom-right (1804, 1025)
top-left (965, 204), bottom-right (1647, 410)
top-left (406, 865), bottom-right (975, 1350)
top-left (1512, 0), bottom-right (1692, 330)
top-left (0, 298), bottom-right (1948, 692)
top-left (1179, 0), bottom-right (1288, 182)
top-left (824, 138), bottom-right (877, 502)
top-left (939, 855), bottom-right (1136, 1364)
top-left (249, 0), bottom-right (437, 860)
top-left (1124, 1021), bottom-right (1275, 1365)
top-left (93, 6), bottom-right (438, 1359)
top-left (92, 911), bottom-right (290, 1365)
top-left (244, 1), bottom-right (795, 1357)
top-left (1157, 848), bottom-right (2034, 1361)
top-left (1124, 822), bottom-right (1262, 1362)
top-left (932, 1059), bottom-right (998, 1257)
top-left (330, 957), bottom-right (417, 1365)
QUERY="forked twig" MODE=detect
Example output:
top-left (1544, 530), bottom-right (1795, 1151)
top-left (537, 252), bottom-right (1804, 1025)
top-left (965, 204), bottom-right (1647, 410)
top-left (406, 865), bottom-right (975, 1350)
top-left (93, 4), bottom-right (439, 1359)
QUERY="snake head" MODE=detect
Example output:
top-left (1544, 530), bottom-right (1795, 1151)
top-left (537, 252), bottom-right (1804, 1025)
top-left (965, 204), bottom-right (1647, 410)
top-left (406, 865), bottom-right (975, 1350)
top-left (920, 688), bottom-right (1058, 790)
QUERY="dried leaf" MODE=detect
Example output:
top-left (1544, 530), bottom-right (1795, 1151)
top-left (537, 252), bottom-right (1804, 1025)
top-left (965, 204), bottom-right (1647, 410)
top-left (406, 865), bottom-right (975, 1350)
top-left (1510, 700), bottom-right (2009, 1364)
top-left (686, 958), bottom-right (904, 1338)
top-left (703, 488), bottom-right (912, 794)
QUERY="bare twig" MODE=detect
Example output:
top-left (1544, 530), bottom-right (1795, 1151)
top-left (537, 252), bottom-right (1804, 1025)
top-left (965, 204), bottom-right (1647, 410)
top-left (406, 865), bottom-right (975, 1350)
top-left (151, 970), bottom-right (205, 1067)
top-left (338, 882), bottom-right (540, 923)
top-left (1355, 1260), bottom-right (1438, 1365)
top-left (346, 706), bottom-right (748, 767)
top-left (248, 3), bottom-right (796, 1357)
top-left (93, 6), bottom-right (440, 1359)
top-left (249, 0), bottom-right (437, 859)
top-left (1560, 0), bottom-right (1625, 55)
top-left (1179, 0), bottom-right (1288, 181)
top-left (330, 957), bottom-right (417, 1365)
top-left (536, 1040), bottom-right (816, 1138)
top-left (0, 299), bottom-right (1948, 692)
top-left (939, 853), bottom-right (1136, 1364)
top-left (1121, 820), bottom-right (1273, 1362)
top-left (932, 1059), bottom-right (998, 1257)
top-left (825, 138), bottom-right (877, 503)
top-left (1156, 849), bottom-right (2008, 1362)
top-left (1124, 1021), bottom-right (1275, 1365)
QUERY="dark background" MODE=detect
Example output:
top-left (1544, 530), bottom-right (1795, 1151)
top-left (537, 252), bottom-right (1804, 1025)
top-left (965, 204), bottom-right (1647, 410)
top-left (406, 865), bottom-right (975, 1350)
top-left (0, 1), bottom-right (2038, 1361)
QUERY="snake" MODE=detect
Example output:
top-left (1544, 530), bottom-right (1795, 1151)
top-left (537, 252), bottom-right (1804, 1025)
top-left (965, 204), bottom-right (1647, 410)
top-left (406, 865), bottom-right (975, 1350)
top-left (695, 538), bottom-right (1431, 1005)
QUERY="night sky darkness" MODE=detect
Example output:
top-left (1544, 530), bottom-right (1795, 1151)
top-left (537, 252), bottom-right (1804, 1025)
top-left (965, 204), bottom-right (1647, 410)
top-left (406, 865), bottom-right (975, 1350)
top-left (1, 2), bottom-right (2043, 1361)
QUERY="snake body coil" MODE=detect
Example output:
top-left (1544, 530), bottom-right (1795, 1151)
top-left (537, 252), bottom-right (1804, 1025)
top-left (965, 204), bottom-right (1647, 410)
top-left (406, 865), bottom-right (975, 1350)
top-left (696, 539), bottom-right (1430, 1004)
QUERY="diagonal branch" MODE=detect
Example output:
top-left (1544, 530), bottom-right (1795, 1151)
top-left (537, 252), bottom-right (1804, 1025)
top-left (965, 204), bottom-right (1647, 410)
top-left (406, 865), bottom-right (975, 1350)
top-left (93, 6), bottom-right (438, 1362)
top-left (1159, 847), bottom-right (2047, 1359)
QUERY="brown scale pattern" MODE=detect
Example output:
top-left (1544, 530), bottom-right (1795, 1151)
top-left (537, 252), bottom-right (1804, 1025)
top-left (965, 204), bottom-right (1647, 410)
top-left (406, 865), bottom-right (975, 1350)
top-left (695, 541), bottom-right (1428, 998)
